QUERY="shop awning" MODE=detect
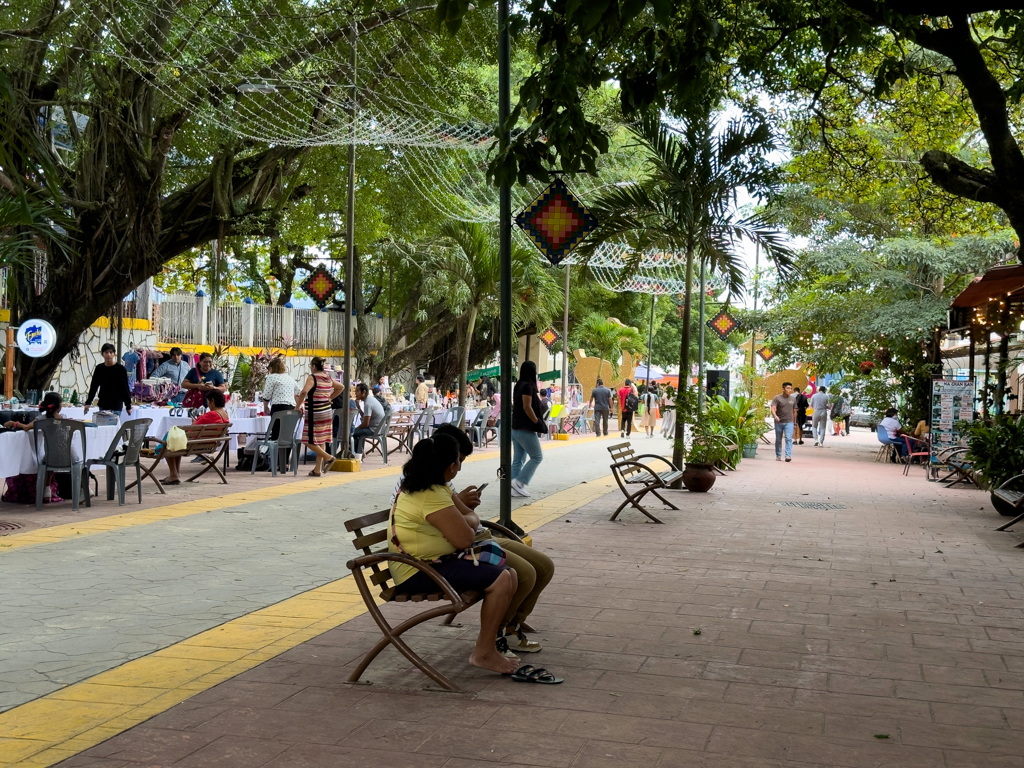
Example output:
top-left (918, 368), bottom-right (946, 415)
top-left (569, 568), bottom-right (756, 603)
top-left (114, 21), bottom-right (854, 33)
top-left (950, 264), bottom-right (1024, 308)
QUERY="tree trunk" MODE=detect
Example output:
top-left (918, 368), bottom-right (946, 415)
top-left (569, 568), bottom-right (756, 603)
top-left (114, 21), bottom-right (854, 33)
top-left (458, 304), bottom-right (479, 409)
top-left (672, 245), bottom-right (695, 478)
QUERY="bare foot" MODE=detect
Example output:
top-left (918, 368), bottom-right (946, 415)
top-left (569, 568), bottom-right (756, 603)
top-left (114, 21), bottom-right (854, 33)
top-left (469, 650), bottom-right (519, 675)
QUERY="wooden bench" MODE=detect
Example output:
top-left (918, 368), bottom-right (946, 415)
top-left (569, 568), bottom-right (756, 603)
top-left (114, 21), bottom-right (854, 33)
top-left (344, 508), bottom-right (524, 691)
top-left (993, 476), bottom-right (1024, 543)
top-left (130, 423), bottom-right (232, 494)
top-left (607, 441), bottom-right (683, 524)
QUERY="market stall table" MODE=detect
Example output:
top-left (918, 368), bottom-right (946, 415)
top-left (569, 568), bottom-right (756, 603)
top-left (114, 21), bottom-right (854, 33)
top-left (0, 424), bottom-right (121, 481)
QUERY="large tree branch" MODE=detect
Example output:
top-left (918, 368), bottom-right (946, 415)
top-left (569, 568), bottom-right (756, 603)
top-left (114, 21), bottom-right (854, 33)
top-left (920, 150), bottom-right (1003, 204)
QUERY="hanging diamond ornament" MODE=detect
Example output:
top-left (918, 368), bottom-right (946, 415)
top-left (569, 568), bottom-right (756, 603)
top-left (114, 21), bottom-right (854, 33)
top-left (757, 346), bottom-right (775, 363)
top-left (706, 308), bottom-right (740, 341)
top-left (300, 265), bottom-right (341, 310)
top-left (538, 327), bottom-right (562, 351)
top-left (515, 178), bottom-right (598, 265)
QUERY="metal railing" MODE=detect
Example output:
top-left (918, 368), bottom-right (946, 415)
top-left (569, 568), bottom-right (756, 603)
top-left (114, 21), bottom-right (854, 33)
top-left (326, 311), bottom-right (347, 350)
top-left (158, 299), bottom-right (197, 344)
top-left (294, 308), bottom-right (319, 349)
top-left (253, 304), bottom-right (285, 348)
top-left (208, 303), bottom-right (243, 346)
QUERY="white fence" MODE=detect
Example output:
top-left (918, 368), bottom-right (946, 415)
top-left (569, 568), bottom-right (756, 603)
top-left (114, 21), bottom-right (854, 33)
top-left (155, 294), bottom-right (388, 352)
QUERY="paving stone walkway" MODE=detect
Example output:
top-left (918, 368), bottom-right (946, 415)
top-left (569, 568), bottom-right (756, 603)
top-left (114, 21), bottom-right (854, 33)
top-left (48, 430), bottom-right (1024, 768)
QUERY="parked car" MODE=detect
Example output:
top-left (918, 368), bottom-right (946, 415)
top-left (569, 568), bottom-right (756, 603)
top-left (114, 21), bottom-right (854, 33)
top-left (849, 406), bottom-right (876, 430)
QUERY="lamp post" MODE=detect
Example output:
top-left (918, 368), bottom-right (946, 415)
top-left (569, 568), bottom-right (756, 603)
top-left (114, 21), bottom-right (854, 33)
top-left (340, 23), bottom-right (357, 459)
top-left (561, 264), bottom-right (570, 405)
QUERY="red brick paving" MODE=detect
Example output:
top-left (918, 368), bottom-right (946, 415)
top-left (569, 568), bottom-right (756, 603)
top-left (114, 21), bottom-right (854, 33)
top-left (58, 430), bottom-right (1024, 767)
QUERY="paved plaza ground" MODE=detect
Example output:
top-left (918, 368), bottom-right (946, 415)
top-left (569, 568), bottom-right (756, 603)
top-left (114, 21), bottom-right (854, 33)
top-left (1, 427), bottom-right (1022, 767)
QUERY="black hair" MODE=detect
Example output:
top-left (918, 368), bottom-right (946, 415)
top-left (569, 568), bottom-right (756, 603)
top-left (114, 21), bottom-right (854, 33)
top-left (206, 389), bottom-right (226, 409)
top-left (782, 381), bottom-right (792, 388)
top-left (401, 434), bottom-right (460, 493)
top-left (198, 352), bottom-right (213, 362)
top-left (101, 343), bottom-right (116, 354)
top-left (885, 407), bottom-right (898, 417)
top-left (435, 422), bottom-right (474, 457)
top-left (39, 392), bottom-right (62, 418)
top-left (170, 347), bottom-right (183, 356)
top-left (519, 360), bottom-right (537, 381)
top-left (416, 375), bottom-right (424, 382)
top-left (356, 382), bottom-right (369, 395)
top-left (310, 356), bottom-right (325, 371)
top-left (596, 378), bottom-right (603, 385)
top-left (819, 386), bottom-right (828, 393)
top-left (625, 378), bottom-right (632, 386)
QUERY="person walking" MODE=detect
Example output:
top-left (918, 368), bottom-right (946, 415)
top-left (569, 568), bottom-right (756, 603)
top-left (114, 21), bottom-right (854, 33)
top-left (618, 378), bottom-right (638, 438)
top-left (830, 390), bottom-right (849, 436)
top-left (588, 378), bottom-right (613, 436)
top-left (771, 382), bottom-right (797, 462)
top-left (794, 386), bottom-right (810, 444)
top-left (640, 385), bottom-right (659, 438)
top-left (510, 360), bottom-right (545, 497)
top-left (296, 357), bottom-right (344, 476)
top-left (809, 385), bottom-right (830, 446)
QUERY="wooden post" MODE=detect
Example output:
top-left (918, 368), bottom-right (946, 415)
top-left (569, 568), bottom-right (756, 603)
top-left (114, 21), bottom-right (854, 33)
top-left (4, 326), bottom-right (14, 400)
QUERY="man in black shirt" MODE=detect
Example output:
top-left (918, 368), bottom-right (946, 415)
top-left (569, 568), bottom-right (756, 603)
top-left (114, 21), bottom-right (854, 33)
top-left (84, 343), bottom-right (133, 415)
top-left (588, 378), bottom-right (613, 436)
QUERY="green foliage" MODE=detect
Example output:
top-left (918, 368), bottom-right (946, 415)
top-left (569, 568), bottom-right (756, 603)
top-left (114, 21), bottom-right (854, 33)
top-left (574, 314), bottom-right (646, 378)
top-left (964, 416), bottom-right (1024, 491)
top-left (705, 395), bottom-right (770, 447)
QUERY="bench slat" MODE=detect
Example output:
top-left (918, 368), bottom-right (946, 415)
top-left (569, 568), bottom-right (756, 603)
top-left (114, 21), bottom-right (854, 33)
top-left (352, 530), bottom-right (387, 551)
top-left (346, 509), bottom-right (389, 533)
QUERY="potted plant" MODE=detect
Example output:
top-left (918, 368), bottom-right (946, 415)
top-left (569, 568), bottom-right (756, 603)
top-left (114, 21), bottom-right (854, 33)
top-left (682, 422), bottom-right (730, 492)
top-left (963, 416), bottom-right (1024, 514)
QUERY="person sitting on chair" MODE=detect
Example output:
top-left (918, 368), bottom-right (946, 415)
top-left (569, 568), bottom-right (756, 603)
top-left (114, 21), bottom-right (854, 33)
top-left (162, 390), bottom-right (229, 485)
top-left (879, 408), bottom-right (909, 457)
top-left (351, 382), bottom-right (385, 461)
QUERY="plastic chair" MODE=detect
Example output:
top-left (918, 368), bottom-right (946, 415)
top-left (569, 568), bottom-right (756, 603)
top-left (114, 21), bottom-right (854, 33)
top-left (902, 435), bottom-right (930, 476)
top-left (412, 407), bottom-right (434, 445)
top-left (874, 425), bottom-right (898, 463)
top-left (33, 419), bottom-right (90, 511)
top-left (92, 418), bottom-right (152, 505)
top-left (448, 406), bottom-right (466, 430)
top-left (358, 414), bottom-right (392, 464)
top-left (466, 405), bottom-right (491, 447)
top-left (254, 409), bottom-right (303, 476)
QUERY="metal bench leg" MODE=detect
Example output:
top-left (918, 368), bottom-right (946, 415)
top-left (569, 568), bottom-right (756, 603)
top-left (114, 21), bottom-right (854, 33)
top-left (610, 487), bottom-right (664, 524)
top-left (650, 488), bottom-right (680, 510)
top-left (995, 510), bottom-right (1024, 532)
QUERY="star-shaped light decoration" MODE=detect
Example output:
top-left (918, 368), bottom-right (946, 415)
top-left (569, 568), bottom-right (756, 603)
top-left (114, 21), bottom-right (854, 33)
top-left (538, 326), bottom-right (562, 351)
top-left (706, 308), bottom-right (740, 341)
top-left (515, 178), bottom-right (598, 266)
top-left (757, 346), bottom-right (774, 363)
top-left (299, 265), bottom-right (341, 310)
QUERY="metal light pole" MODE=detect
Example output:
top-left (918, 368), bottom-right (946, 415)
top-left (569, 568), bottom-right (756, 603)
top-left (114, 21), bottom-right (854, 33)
top-left (340, 23), bottom-right (357, 459)
top-left (645, 292), bottom-right (655, 393)
top-left (561, 264), bottom-right (570, 404)
top-left (498, 0), bottom-right (515, 531)
top-left (748, 242), bottom-right (760, 394)
top-left (697, 256), bottom-right (707, 411)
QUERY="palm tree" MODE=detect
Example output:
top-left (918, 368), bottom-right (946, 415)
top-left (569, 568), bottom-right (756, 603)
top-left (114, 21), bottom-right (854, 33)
top-left (425, 221), bottom-right (559, 407)
top-left (585, 110), bottom-right (794, 471)
top-left (575, 313), bottom-right (645, 381)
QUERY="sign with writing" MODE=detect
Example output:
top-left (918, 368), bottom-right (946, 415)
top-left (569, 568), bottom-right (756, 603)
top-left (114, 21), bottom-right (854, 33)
top-left (930, 378), bottom-right (975, 469)
top-left (16, 319), bottom-right (57, 358)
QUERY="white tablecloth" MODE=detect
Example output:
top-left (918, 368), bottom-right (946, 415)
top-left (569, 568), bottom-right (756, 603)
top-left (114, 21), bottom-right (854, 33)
top-left (0, 425), bottom-right (121, 478)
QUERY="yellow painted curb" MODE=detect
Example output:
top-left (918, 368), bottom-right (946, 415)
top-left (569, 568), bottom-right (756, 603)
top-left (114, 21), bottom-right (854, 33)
top-left (0, 474), bottom-right (615, 766)
top-left (0, 434), bottom-right (599, 555)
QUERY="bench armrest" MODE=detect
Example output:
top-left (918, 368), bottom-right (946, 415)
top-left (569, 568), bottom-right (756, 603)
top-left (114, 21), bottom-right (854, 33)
top-left (996, 474), bottom-right (1024, 491)
top-left (345, 553), bottom-right (463, 605)
top-left (632, 453), bottom-right (682, 473)
top-left (611, 458), bottom-right (676, 481)
top-left (481, 520), bottom-right (524, 543)
top-left (937, 446), bottom-right (969, 461)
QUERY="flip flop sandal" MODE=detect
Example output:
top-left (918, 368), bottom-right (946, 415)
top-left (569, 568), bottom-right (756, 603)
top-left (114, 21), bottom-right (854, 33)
top-left (162, 479), bottom-right (181, 485)
top-left (308, 470), bottom-right (321, 477)
top-left (508, 665), bottom-right (563, 684)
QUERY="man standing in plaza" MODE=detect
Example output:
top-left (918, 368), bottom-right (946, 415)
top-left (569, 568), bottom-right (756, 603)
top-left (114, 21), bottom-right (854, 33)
top-left (809, 385), bottom-right (830, 446)
top-left (618, 378), bottom-right (638, 438)
top-left (414, 375), bottom-right (428, 408)
top-left (771, 382), bottom-right (796, 462)
top-left (589, 378), bottom-right (612, 436)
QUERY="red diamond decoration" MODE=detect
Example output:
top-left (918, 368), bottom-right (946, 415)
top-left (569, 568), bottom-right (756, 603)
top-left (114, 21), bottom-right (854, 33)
top-left (706, 308), bottom-right (740, 341)
top-left (515, 178), bottom-right (598, 265)
top-left (538, 327), bottom-right (561, 351)
top-left (300, 265), bottom-right (340, 310)
top-left (757, 346), bottom-right (774, 363)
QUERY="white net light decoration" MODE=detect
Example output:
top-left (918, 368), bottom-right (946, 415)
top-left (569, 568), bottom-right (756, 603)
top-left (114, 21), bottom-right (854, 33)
top-left (564, 243), bottom-right (729, 296)
top-left (58, 0), bottom-right (633, 223)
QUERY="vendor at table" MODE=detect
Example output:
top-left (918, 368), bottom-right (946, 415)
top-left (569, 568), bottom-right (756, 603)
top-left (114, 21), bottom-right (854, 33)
top-left (152, 347), bottom-right (192, 399)
top-left (181, 352), bottom-right (227, 406)
top-left (84, 343), bottom-right (133, 416)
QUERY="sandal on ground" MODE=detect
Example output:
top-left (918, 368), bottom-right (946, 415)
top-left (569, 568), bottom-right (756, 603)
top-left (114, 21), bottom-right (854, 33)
top-left (162, 479), bottom-right (181, 485)
top-left (308, 470), bottom-right (321, 477)
top-left (508, 665), bottom-right (563, 684)
top-left (321, 456), bottom-right (337, 473)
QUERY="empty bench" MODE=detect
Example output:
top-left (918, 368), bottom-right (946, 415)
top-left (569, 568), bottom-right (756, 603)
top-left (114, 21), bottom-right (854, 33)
top-left (607, 441), bottom-right (683, 524)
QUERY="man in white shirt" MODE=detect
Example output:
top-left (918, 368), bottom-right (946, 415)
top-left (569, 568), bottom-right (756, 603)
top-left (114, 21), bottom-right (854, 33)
top-left (879, 408), bottom-right (907, 457)
top-left (351, 382), bottom-right (385, 459)
top-left (809, 386), bottom-right (831, 446)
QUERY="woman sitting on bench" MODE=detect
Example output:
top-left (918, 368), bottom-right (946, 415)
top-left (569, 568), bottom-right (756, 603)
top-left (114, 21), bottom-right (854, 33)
top-left (390, 434), bottom-right (520, 675)
top-left (162, 390), bottom-right (230, 485)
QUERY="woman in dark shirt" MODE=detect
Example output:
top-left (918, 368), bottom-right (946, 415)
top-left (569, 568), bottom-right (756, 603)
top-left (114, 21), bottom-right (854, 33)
top-left (510, 361), bottom-right (545, 497)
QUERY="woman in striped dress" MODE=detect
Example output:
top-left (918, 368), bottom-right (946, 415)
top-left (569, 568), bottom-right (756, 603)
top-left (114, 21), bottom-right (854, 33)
top-left (297, 357), bottom-right (344, 476)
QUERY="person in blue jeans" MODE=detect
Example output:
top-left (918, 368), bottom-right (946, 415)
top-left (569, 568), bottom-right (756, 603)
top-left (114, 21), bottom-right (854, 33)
top-left (510, 360), bottom-right (545, 497)
top-left (771, 381), bottom-right (796, 462)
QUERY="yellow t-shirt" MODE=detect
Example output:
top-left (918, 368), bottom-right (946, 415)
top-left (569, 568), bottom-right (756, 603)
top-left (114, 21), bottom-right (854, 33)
top-left (388, 485), bottom-right (457, 585)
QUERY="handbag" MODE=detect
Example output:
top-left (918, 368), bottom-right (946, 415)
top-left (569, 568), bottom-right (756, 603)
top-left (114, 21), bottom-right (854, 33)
top-left (390, 493), bottom-right (507, 569)
top-left (181, 387), bottom-right (206, 408)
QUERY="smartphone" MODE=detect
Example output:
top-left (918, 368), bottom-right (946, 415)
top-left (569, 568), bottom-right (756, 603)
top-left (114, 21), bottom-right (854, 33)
top-left (476, 483), bottom-right (488, 494)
